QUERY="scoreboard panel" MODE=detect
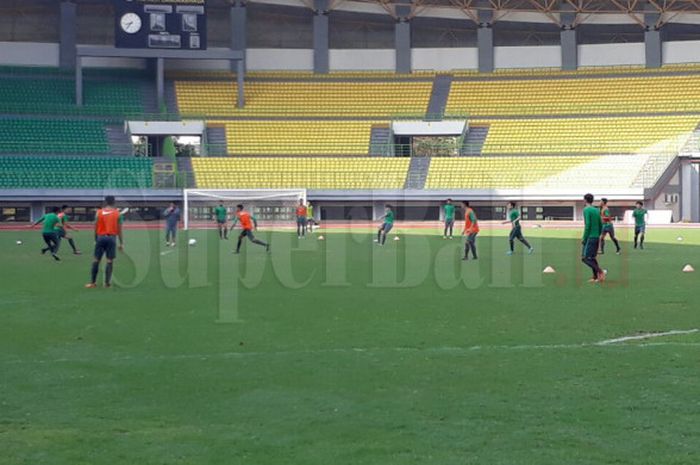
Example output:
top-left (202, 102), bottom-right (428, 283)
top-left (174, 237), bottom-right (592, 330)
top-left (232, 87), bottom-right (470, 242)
top-left (114, 0), bottom-right (207, 50)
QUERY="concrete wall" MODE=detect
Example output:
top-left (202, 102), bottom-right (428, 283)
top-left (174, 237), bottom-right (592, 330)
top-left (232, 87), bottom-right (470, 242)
top-left (247, 48), bottom-right (314, 70)
top-left (412, 48), bottom-right (478, 71)
top-left (578, 42), bottom-right (646, 66)
top-left (0, 41), bottom-right (59, 66)
top-left (494, 45), bottom-right (561, 69)
top-left (662, 40), bottom-right (700, 64)
top-left (329, 49), bottom-right (394, 71)
top-left (5, 40), bottom-right (700, 71)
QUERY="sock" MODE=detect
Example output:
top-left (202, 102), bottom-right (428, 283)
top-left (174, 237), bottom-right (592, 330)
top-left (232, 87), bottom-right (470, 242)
top-left (444, 226), bottom-right (448, 237)
top-left (377, 230), bottom-right (382, 242)
top-left (105, 262), bottom-right (113, 285)
top-left (224, 229), bottom-right (228, 239)
top-left (600, 238), bottom-right (605, 253)
top-left (470, 242), bottom-right (478, 259)
top-left (634, 233), bottom-right (639, 248)
top-left (90, 262), bottom-right (99, 284)
top-left (521, 238), bottom-right (531, 249)
top-left (253, 239), bottom-right (267, 247)
top-left (640, 234), bottom-right (645, 248)
top-left (464, 242), bottom-right (469, 258)
top-left (613, 237), bottom-right (621, 252)
top-left (68, 238), bottom-right (77, 252)
top-left (41, 247), bottom-right (49, 254)
top-left (381, 233), bottom-right (387, 245)
top-left (236, 237), bottom-right (243, 252)
top-left (219, 228), bottom-right (223, 239)
top-left (509, 240), bottom-right (514, 252)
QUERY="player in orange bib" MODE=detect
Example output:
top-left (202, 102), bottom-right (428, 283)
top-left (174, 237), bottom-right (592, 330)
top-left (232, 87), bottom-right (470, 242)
top-left (230, 204), bottom-right (270, 254)
top-left (462, 201), bottom-right (479, 260)
top-left (85, 196), bottom-right (124, 288)
top-left (295, 199), bottom-right (307, 238)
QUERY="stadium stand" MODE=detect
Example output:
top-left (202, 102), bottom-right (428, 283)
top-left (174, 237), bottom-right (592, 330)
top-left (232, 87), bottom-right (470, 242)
top-left (477, 115), bottom-right (698, 155)
top-left (0, 119), bottom-right (110, 155)
top-left (175, 80), bottom-right (433, 117)
top-left (447, 74), bottom-right (700, 116)
top-left (213, 120), bottom-right (377, 155)
top-left (0, 76), bottom-right (143, 116)
top-left (0, 157), bottom-right (153, 189)
top-left (191, 157), bottom-right (410, 189)
top-left (425, 154), bottom-right (658, 190)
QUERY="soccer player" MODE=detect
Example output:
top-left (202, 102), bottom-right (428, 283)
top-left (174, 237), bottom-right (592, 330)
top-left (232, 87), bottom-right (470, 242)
top-left (163, 202), bottom-right (181, 247)
top-left (57, 205), bottom-right (81, 255)
top-left (214, 203), bottom-right (228, 240)
top-left (376, 204), bottom-right (394, 246)
top-left (306, 202), bottom-right (316, 233)
top-left (30, 206), bottom-right (63, 261)
top-left (632, 201), bottom-right (648, 250)
top-left (503, 201), bottom-right (533, 255)
top-left (86, 195), bottom-right (124, 288)
top-left (295, 199), bottom-right (307, 238)
top-left (581, 193), bottom-right (605, 283)
top-left (599, 198), bottom-right (621, 255)
top-left (461, 201), bottom-right (479, 260)
top-left (231, 204), bottom-right (269, 254)
top-left (443, 198), bottom-right (455, 239)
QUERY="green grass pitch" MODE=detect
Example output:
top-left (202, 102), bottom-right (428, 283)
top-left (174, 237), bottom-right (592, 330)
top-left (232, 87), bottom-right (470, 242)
top-left (1, 226), bottom-right (700, 465)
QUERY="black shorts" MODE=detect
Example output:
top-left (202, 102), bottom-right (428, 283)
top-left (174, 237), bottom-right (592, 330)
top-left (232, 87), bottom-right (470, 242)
top-left (94, 235), bottom-right (117, 260)
top-left (240, 229), bottom-right (256, 241)
top-left (582, 237), bottom-right (600, 259)
top-left (43, 232), bottom-right (59, 244)
top-left (217, 220), bottom-right (226, 225)
top-left (509, 226), bottom-right (524, 241)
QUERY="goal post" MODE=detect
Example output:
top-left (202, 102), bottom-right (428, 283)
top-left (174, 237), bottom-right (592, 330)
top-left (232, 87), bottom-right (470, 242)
top-left (182, 188), bottom-right (307, 230)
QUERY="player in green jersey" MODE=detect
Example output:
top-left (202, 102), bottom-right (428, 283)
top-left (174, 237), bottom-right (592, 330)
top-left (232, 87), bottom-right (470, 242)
top-left (443, 199), bottom-right (455, 239)
top-left (376, 204), bottom-right (394, 246)
top-left (599, 198), bottom-right (621, 255)
top-left (213, 203), bottom-right (228, 239)
top-left (306, 202), bottom-right (317, 233)
top-left (502, 202), bottom-right (533, 255)
top-left (57, 205), bottom-right (81, 255)
top-left (29, 206), bottom-right (63, 261)
top-left (581, 193), bottom-right (605, 283)
top-left (632, 201), bottom-right (648, 250)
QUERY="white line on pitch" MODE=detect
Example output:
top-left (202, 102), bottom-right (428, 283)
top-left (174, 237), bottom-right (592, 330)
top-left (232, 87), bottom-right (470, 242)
top-left (595, 329), bottom-right (699, 346)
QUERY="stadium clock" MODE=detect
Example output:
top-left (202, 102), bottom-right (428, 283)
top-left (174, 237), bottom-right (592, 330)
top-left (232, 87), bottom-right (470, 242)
top-left (120, 13), bottom-right (142, 34)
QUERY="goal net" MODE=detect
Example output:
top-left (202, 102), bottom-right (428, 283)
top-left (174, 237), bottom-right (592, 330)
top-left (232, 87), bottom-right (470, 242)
top-left (183, 188), bottom-right (307, 230)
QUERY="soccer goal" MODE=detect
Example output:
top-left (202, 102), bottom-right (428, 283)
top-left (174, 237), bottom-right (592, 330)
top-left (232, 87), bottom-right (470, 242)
top-left (182, 188), bottom-right (307, 230)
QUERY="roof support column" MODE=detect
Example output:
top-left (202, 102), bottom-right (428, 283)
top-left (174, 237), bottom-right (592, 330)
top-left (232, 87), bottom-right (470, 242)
top-left (395, 0), bottom-right (412, 74)
top-left (644, 12), bottom-right (662, 68)
top-left (230, 0), bottom-right (247, 73)
top-left (60, 1), bottom-right (77, 70)
top-left (313, 0), bottom-right (330, 74)
top-left (560, 11), bottom-right (577, 71)
top-left (477, 9), bottom-right (494, 73)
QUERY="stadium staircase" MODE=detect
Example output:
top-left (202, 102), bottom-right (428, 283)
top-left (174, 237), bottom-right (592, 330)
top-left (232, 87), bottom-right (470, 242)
top-left (139, 82), bottom-right (160, 114)
top-left (164, 80), bottom-right (179, 116)
top-left (460, 125), bottom-right (490, 156)
top-left (678, 122), bottom-right (700, 157)
top-left (426, 74), bottom-right (453, 120)
top-left (105, 124), bottom-right (132, 156)
top-left (205, 125), bottom-right (228, 156)
top-left (176, 157), bottom-right (196, 188)
top-left (404, 157), bottom-right (431, 189)
top-left (369, 125), bottom-right (392, 156)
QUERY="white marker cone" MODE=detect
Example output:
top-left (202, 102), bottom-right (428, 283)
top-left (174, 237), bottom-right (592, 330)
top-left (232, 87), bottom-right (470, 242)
top-left (683, 264), bottom-right (695, 273)
top-left (394, 236), bottom-right (400, 241)
top-left (543, 266), bottom-right (556, 274)
top-left (318, 235), bottom-right (325, 241)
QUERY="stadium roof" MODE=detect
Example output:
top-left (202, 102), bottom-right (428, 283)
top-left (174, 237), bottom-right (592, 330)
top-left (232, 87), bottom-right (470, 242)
top-left (8, 0), bottom-right (700, 27)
